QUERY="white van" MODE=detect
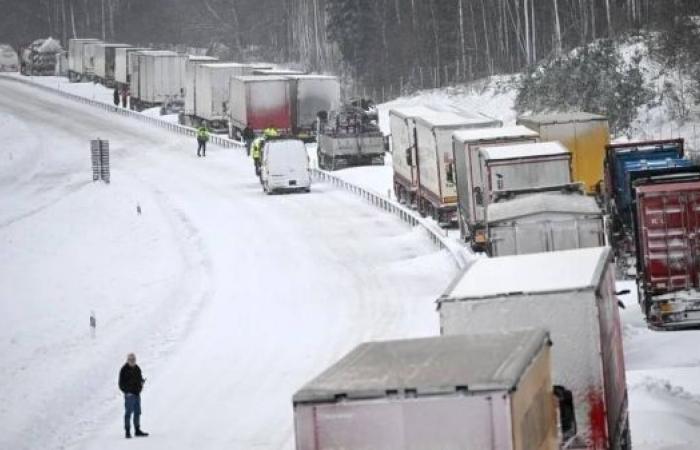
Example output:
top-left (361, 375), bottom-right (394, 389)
top-left (261, 138), bottom-right (311, 194)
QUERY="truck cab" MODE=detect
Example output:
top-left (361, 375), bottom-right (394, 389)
top-left (261, 138), bottom-right (311, 194)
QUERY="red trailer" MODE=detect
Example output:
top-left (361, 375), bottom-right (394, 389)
top-left (228, 75), bottom-right (293, 137)
top-left (635, 175), bottom-right (700, 329)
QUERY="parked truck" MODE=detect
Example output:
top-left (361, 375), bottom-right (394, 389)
top-left (289, 74), bottom-right (341, 137)
top-left (20, 37), bottom-right (63, 76)
top-left (633, 168), bottom-right (700, 330)
top-left (487, 189), bottom-right (605, 257)
top-left (438, 247), bottom-right (630, 450)
top-left (130, 50), bottom-right (187, 112)
top-left (389, 106), bottom-right (438, 206)
top-left (518, 113), bottom-right (610, 194)
top-left (67, 38), bottom-right (98, 81)
top-left (293, 329), bottom-right (560, 450)
top-left (81, 40), bottom-right (105, 80)
top-left (92, 43), bottom-right (131, 87)
top-left (181, 55), bottom-right (220, 125)
top-left (114, 47), bottom-right (151, 91)
top-left (0, 44), bottom-right (19, 72)
top-left (316, 104), bottom-right (385, 170)
top-left (190, 63), bottom-right (255, 132)
top-left (228, 75), bottom-right (293, 137)
top-left (453, 126), bottom-right (540, 241)
top-left (467, 141), bottom-right (572, 246)
top-left (415, 111), bottom-right (501, 226)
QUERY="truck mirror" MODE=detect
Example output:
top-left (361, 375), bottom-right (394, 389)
top-left (553, 386), bottom-right (577, 443)
top-left (406, 148), bottom-right (413, 166)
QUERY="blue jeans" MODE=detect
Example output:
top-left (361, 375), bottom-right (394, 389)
top-left (124, 394), bottom-right (141, 431)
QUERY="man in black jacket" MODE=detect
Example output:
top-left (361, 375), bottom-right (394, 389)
top-left (118, 353), bottom-right (149, 438)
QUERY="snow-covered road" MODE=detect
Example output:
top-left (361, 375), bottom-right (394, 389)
top-left (0, 79), bottom-right (455, 449)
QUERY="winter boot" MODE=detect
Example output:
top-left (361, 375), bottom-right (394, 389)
top-left (125, 430), bottom-right (132, 439)
top-left (135, 428), bottom-right (149, 437)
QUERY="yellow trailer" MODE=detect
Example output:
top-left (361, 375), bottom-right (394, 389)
top-left (517, 112), bottom-right (610, 193)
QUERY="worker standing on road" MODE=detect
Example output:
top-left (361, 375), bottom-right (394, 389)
top-left (251, 136), bottom-right (264, 176)
top-left (197, 126), bottom-right (210, 157)
top-left (242, 125), bottom-right (255, 156)
top-left (119, 353), bottom-right (149, 439)
top-left (113, 87), bottom-right (120, 107)
top-left (121, 86), bottom-right (129, 108)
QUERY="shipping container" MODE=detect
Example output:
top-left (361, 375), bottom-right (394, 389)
top-left (293, 329), bottom-right (558, 450)
top-left (114, 47), bottom-right (149, 89)
top-left (130, 51), bottom-right (187, 111)
top-left (415, 112), bottom-right (501, 226)
top-left (518, 113), bottom-right (610, 194)
top-left (439, 247), bottom-right (630, 450)
top-left (634, 170), bottom-right (700, 330)
top-left (67, 38), bottom-right (100, 81)
top-left (487, 191), bottom-right (605, 257)
top-left (289, 75), bottom-right (341, 134)
top-left (92, 43), bottom-right (131, 86)
top-left (190, 63), bottom-right (255, 130)
top-left (453, 126), bottom-right (540, 240)
top-left (228, 75), bottom-right (293, 136)
top-left (389, 106), bottom-right (438, 206)
top-left (182, 55), bottom-right (219, 118)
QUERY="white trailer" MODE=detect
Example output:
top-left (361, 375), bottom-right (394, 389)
top-left (438, 247), bottom-right (630, 450)
top-left (0, 44), bottom-right (19, 72)
top-left (92, 43), bottom-right (130, 86)
top-left (294, 329), bottom-right (559, 450)
top-left (228, 75), bottom-right (293, 137)
top-left (114, 47), bottom-right (150, 89)
top-left (254, 68), bottom-right (306, 76)
top-left (453, 126), bottom-right (540, 241)
top-left (82, 40), bottom-right (105, 80)
top-left (67, 38), bottom-right (100, 81)
top-left (182, 55), bottom-right (219, 120)
top-left (487, 192), bottom-right (605, 257)
top-left (130, 51), bottom-right (187, 112)
top-left (192, 63), bottom-right (254, 131)
top-left (415, 112), bottom-right (501, 226)
top-left (289, 75), bottom-right (341, 135)
top-left (388, 106), bottom-right (436, 206)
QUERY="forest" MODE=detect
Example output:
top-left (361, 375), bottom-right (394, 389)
top-left (1, 0), bottom-right (699, 99)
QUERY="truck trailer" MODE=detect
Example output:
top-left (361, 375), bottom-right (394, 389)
top-left (114, 47), bottom-right (151, 90)
top-left (92, 43), bottom-right (131, 86)
top-left (453, 126), bottom-right (540, 240)
top-left (293, 329), bottom-right (559, 450)
top-left (633, 168), bottom-right (700, 330)
top-left (68, 38), bottom-right (100, 81)
top-left (192, 63), bottom-right (255, 132)
top-left (518, 113), bottom-right (610, 194)
top-left (289, 74), bottom-right (341, 136)
top-left (487, 190), bottom-right (605, 257)
top-left (438, 247), bottom-right (630, 450)
top-left (82, 40), bottom-right (105, 81)
top-left (389, 106), bottom-right (438, 206)
top-left (228, 75), bottom-right (293, 137)
top-left (130, 50), bottom-right (187, 112)
top-left (415, 111), bottom-right (501, 226)
top-left (181, 55), bottom-right (220, 124)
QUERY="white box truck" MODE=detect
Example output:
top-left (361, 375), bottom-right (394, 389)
top-left (415, 111), bottom-right (501, 226)
top-left (293, 329), bottom-right (559, 450)
top-left (182, 55), bottom-right (219, 122)
top-left (487, 191), bottom-right (605, 257)
top-left (92, 43), bottom-right (130, 86)
top-left (228, 75), bottom-right (293, 137)
top-left (289, 75), bottom-right (341, 136)
top-left (389, 106), bottom-right (437, 206)
top-left (453, 126), bottom-right (539, 241)
top-left (67, 38), bottom-right (100, 81)
top-left (114, 47), bottom-right (150, 90)
top-left (438, 247), bottom-right (631, 450)
top-left (261, 138), bottom-right (311, 194)
top-left (130, 51), bottom-right (187, 112)
top-left (193, 63), bottom-right (255, 131)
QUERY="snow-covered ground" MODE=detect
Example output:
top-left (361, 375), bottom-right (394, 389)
top-left (0, 78), bottom-right (456, 449)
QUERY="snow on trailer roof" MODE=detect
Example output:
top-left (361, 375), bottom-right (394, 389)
top-left (234, 75), bottom-right (290, 82)
top-left (389, 105), bottom-right (440, 120)
top-left (415, 111), bottom-right (500, 129)
top-left (440, 247), bottom-right (610, 301)
top-left (518, 112), bottom-right (607, 125)
top-left (293, 329), bottom-right (551, 403)
top-left (487, 193), bottom-right (602, 223)
top-left (135, 50), bottom-right (180, 57)
top-left (199, 62), bottom-right (252, 69)
top-left (453, 125), bottom-right (539, 144)
top-left (287, 74), bottom-right (338, 80)
top-left (97, 43), bottom-right (131, 48)
top-left (188, 55), bottom-right (219, 61)
top-left (480, 141), bottom-right (569, 161)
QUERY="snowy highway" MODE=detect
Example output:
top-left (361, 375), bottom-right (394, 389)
top-left (0, 79), bottom-right (455, 449)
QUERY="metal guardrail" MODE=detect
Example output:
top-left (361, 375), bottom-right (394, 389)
top-left (310, 169), bottom-right (467, 269)
top-left (2, 74), bottom-right (465, 268)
